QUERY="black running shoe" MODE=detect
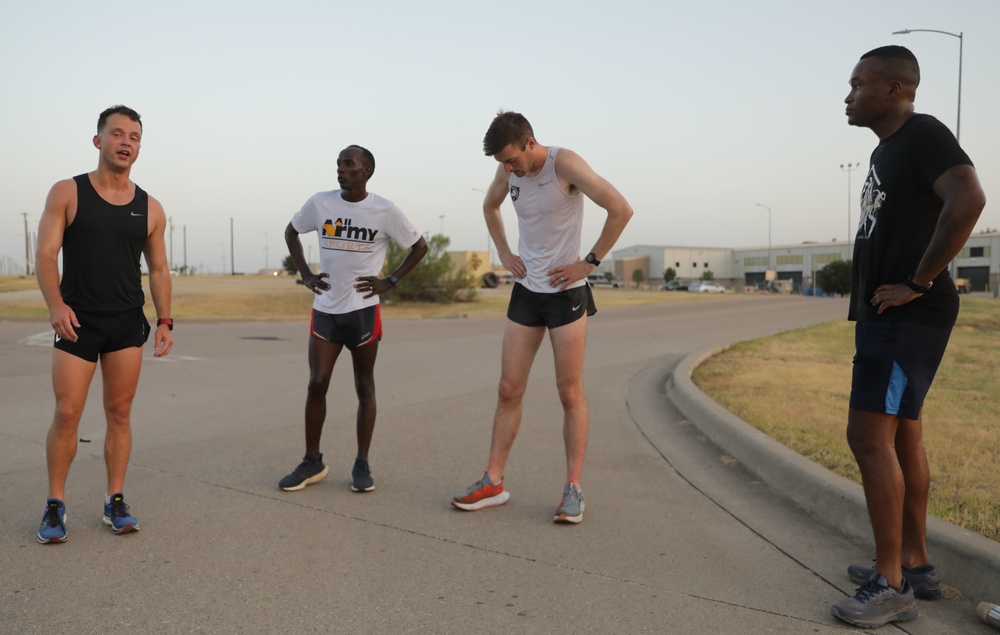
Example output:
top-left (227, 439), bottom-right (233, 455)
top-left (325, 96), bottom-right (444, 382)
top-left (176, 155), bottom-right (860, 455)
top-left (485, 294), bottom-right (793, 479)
top-left (279, 454), bottom-right (329, 491)
top-left (351, 458), bottom-right (375, 492)
top-left (847, 562), bottom-right (942, 600)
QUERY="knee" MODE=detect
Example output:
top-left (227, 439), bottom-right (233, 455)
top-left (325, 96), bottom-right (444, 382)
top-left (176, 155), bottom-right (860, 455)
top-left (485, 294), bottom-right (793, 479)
top-left (307, 374), bottom-right (331, 399)
top-left (355, 377), bottom-right (375, 402)
top-left (52, 401), bottom-right (84, 434)
top-left (497, 379), bottom-right (525, 404)
top-left (104, 399), bottom-right (133, 427)
top-left (556, 381), bottom-right (585, 410)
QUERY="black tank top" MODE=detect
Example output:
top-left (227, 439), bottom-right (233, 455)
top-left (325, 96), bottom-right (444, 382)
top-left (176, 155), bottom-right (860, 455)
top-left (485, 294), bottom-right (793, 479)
top-left (61, 174), bottom-right (149, 312)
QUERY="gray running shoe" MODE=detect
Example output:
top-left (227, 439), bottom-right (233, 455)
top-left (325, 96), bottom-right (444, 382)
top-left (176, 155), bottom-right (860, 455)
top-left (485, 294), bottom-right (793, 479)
top-left (553, 483), bottom-right (585, 524)
top-left (831, 573), bottom-right (918, 628)
top-left (351, 458), bottom-right (375, 492)
top-left (847, 562), bottom-right (941, 600)
top-left (279, 454), bottom-right (329, 491)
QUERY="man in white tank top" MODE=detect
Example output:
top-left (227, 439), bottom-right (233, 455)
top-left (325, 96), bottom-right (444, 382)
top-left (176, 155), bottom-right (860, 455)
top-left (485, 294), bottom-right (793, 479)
top-left (452, 111), bottom-right (633, 524)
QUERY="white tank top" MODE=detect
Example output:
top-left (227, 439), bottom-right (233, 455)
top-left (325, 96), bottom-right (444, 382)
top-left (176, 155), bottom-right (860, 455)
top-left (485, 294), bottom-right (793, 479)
top-left (509, 146), bottom-right (585, 293)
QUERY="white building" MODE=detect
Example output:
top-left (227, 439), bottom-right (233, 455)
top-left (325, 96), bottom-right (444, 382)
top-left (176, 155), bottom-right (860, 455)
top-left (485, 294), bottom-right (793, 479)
top-left (612, 231), bottom-right (1000, 293)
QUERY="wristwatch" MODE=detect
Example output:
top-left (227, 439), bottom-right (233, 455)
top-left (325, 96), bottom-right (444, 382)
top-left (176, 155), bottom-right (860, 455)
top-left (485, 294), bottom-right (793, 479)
top-left (157, 318), bottom-right (174, 330)
top-left (387, 274), bottom-right (400, 287)
top-left (903, 276), bottom-right (933, 294)
top-left (585, 253), bottom-right (601, 267)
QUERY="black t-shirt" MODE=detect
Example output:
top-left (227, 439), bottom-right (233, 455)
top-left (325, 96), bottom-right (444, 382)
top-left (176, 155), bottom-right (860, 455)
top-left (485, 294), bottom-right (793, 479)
top-left (848, 114), bottom-right (972, 327)
top-left (61, 174), bottom-right (149, 313)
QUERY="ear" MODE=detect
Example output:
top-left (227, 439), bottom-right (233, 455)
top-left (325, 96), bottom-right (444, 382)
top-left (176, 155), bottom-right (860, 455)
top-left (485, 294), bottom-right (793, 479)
top-left (93, 134), bottom-right (101, 149)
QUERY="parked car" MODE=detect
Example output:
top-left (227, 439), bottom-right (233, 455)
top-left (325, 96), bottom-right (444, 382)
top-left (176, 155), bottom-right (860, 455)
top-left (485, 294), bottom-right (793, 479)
top-left (660, 279), bottom-right (690, 291)
top-left (689, 281), bottom-right (726, 293)
top-left (587, 273), bottom-right (622, 288)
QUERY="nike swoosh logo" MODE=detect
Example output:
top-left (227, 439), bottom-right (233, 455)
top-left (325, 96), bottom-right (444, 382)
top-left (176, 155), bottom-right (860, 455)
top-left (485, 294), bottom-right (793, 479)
top-left (54, 334), bottom-right (61, 343)
top-left (131, 212), bottom-right (144, 217)
top-left (539, 180), bottom-right (552, 187)
top-left (572, 304), bottom-right (582, 311)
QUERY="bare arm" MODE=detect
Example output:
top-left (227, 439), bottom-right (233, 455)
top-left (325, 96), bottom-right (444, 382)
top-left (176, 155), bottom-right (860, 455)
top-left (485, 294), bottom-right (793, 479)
top-left (284, 222), bottom-right (329, 295)
top-left (483, 164), bottom-right (525, 278)
top-left (548, 149), bottom-right (634, 289)
top-left (36, 180), bottom-right (79, 340)
top-left (143, 195), bottom-right (173, 357)
top-left (871, 164), bottom-right (986, 313)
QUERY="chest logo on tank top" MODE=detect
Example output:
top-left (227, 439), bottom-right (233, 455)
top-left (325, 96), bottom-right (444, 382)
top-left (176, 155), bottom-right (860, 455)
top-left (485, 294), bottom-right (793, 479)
top-left (320, 217), bottom-right (378, 252)
top-left (510, 185), bottom-right (520, 202)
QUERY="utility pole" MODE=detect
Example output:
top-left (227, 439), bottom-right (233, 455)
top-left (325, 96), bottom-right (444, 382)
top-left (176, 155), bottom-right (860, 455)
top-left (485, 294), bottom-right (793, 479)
top-left (230, 217), bottom-right (235, 275)
top-left (183, 225), bottom-right (188, 274)
top-left (22, 213), bottom-right (32, 276)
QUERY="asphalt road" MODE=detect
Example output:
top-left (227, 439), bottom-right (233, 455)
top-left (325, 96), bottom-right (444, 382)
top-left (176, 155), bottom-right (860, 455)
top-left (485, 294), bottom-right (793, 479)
top-left (1, 295), bottom-right (993, 633)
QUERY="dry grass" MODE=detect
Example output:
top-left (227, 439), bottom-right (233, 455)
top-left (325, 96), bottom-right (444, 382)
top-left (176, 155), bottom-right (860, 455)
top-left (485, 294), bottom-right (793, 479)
top-left (0, 275), bottom-right (711, 321)
top-left (693, 297), bottom-right (1000, 542)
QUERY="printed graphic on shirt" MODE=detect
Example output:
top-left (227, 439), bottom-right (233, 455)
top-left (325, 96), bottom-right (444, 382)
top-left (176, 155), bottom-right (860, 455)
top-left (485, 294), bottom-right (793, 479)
top-left (321, 217), bottom-right (379, 252)
top-left (857, 165), bottom-right (885, 241)
top-left (510, 185), bottom-right (520, 202)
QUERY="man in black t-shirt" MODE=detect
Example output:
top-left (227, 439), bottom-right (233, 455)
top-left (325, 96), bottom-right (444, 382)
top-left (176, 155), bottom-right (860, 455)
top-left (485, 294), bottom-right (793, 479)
top-left (830, 46), bottom-right (985, 628)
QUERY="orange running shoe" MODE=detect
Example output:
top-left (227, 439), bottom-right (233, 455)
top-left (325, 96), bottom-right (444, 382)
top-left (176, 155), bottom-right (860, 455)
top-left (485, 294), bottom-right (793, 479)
top-left (451, 472), bottom-right (510, 511)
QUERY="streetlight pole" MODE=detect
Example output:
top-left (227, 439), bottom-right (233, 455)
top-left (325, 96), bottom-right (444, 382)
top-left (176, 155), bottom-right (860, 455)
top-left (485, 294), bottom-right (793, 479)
top-left (472, 187), bottom-right (491, 266)
top-left (229, 217), bottom-right (235, 276)
top-left (893, 28), bottom-right (963, 142)
top-left (840, 162), bottom-right (860, 244)
top-left (755, 203), bottom-right (772, 272)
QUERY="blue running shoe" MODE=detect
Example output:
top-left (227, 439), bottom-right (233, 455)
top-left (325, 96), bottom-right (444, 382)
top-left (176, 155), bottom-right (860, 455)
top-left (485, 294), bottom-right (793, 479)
top-left (103, 493), bottom-right (139, 534)
top-left (37, 498), bottom-right (68, 544)
top-left (554, 483), bottom-right (585, 524)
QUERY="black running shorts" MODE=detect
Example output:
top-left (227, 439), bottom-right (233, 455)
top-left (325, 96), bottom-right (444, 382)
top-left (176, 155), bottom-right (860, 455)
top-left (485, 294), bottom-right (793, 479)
top-left (850, 319), bottom-right (952, 420)
top-left (506, 282), bottom-right (596, 329)
top-left (53, 307), bottom-right (150, 363)
top-left (310, 306), bottom-right (382, 349)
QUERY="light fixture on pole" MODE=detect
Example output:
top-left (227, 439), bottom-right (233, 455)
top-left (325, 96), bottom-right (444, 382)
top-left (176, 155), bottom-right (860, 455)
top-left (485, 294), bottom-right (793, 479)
top-left (892, 28), bottom-right (963, 142)
top-left (840, 162), bottom-right (860, 244)
top-left (755, 203), bottom-right (772, 271)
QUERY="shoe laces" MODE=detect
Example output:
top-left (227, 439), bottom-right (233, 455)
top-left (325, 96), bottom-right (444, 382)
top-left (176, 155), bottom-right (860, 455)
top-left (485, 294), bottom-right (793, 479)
top-left (353, 459), bottom-right (370, 476)
top-left (108, 497), bottom-right (130, 519)
top-left (43, 504), bottom-right (63, 528)
top-left (462, 473), bottom-right (494, 496)
top-left (853, 577), bottom-right (889, 603)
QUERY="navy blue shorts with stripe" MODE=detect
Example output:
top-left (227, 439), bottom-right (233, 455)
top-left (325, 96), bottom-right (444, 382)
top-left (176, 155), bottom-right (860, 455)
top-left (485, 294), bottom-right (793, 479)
top-left (849, 319), bottom-right (952, 420)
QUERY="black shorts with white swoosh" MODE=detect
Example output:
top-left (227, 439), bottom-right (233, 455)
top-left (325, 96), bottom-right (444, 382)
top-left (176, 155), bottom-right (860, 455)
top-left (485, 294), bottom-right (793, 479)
top-left (506, 282), bottom-right (596, 329)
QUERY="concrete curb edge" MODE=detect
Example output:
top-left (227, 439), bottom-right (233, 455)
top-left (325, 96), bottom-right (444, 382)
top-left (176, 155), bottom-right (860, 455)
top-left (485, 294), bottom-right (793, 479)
top-left (666, 344), bottom-right (1000, 603)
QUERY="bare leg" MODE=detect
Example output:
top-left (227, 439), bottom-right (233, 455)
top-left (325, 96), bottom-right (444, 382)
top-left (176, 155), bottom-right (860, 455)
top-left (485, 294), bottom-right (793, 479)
top-left (895, 414), bottom-right (931, 568)
top-left (485, 321), bottom-right (546, 483)
top-left (847, 408), bottom-right (905, 589)
top-left (349, 341), bottom-right (378, 459)
top-left (99, 346), bottom-right (144, 495)
top-left (46, 350), bottom-right (98, 500)
top-left (549, 314), bottom-right (589, 487)
top-left (305, 336), bottom-right (343, 457)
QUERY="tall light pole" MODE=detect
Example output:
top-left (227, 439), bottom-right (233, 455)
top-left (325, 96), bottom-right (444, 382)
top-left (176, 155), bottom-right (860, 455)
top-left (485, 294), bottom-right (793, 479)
top-left (893, 28), bottom-right (963, 142)
top-left (229, 217), bottom-right (235, 276)
top-left (840, 162), bottom-right (860, 244)
top-left (755, 203), bottom-right (772, 271)
top-left (439, 214), bottom-right (445, 236)
top-left (472, 187), bottom-right (491, 266)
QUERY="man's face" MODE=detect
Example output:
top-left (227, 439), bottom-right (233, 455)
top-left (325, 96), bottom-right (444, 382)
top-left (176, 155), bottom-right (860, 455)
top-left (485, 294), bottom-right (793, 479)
top-left (337, 147), bottom-right (370, 191)
top-left (845, 58), bottom-right (892, 129)
top-left (94, 113), bottom-right (142, 170)
top-left (493, 139), bottom-right (535, 177)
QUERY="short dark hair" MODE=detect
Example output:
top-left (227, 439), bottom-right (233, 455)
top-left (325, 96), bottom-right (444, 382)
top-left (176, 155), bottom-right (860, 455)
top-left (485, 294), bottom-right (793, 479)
top-left (97, 105), bottom-right (142, 134)
top-left (860, 45), bottom-right (920, 89)
top-left (483, 110), bottom-right (534, 156)
top-left (348, 144), bottom-right (376, 178)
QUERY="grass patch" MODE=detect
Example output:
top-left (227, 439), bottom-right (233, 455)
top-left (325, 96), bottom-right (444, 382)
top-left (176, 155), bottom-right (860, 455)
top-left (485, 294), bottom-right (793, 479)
top-left (693, 297), bottom-right (1000, 542)
top-left (0, 275), bottom-right (710, 322)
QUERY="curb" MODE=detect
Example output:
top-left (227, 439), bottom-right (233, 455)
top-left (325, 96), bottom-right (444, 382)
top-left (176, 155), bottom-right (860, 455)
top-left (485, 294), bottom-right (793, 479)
top-left (666, 344), bottom-right (1000, 603)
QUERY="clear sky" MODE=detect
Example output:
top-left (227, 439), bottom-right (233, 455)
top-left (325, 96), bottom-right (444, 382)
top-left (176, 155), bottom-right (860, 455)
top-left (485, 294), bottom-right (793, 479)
top-left (1, 0), bottom-right (996, 274)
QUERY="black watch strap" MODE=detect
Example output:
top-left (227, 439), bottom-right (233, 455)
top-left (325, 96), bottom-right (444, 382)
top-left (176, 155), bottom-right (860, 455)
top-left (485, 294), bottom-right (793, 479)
top-left (585, 252), bottom-right (601, 267)
top-left (387, 274), bottom-right (400, 287)
top-left (903, 277), bottom-right (933, 294)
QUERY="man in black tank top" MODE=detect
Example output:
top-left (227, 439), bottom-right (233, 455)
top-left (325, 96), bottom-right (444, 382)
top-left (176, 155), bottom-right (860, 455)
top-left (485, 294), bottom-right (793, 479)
top-left (34, 105), bottom-right (174, 544)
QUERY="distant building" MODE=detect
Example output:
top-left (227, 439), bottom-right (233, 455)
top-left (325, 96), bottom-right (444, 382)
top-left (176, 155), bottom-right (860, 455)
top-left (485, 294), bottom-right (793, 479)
top-left (613, 231), bottom-right (1000, 293)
